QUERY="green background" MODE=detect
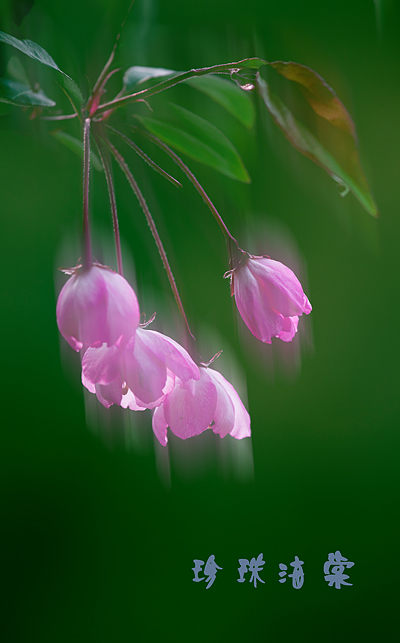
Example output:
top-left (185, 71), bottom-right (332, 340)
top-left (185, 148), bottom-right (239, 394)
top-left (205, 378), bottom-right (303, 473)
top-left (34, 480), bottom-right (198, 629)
top-left (1, 0), bottom-right (399, 640)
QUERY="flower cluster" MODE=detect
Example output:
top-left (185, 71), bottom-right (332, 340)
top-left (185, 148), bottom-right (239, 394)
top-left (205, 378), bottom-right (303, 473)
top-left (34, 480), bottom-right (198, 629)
top-left (57, 262), bottom-right (251, 445)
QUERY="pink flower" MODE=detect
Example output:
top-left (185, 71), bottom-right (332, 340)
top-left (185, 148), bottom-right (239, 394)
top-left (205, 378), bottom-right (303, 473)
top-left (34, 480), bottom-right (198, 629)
top-left (229, 255), bottom-right (311, 344)
top-left (81, 328), bottom-right (200, 410)
top-left (152, 366), bottom-right (251, 446)
top-left (56, 263), bottom-right (140, 351)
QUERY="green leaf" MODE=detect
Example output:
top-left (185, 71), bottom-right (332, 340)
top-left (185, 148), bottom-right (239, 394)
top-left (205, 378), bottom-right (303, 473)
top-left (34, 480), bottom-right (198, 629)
top-left (0, 30), bottom-right (83, 112)
top-left (123, 66), bottom-right (176, 92)
top-left (186, 75), bottom-right (255, 129)
top-left (257, 74), bottom-right (378, 217)
top-left (51, 131), bottom-right (103, 172)
top-left (136, 103), bottom-right (250, 183)
top-left (123, 65), bottom-right (255, 128)
top-left (0, 78), bottom-right (56, 107)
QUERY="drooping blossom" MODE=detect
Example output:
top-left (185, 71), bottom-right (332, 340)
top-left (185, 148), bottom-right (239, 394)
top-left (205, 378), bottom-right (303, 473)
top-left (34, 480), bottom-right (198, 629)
top-left (227, 254), bottom-right (311, 344)
top-left (56, 262), bottom-right (140, 351)
top-left (82, 328), bottom-right (200, 410)
top-left (152, 366), bottom-right (251, 446)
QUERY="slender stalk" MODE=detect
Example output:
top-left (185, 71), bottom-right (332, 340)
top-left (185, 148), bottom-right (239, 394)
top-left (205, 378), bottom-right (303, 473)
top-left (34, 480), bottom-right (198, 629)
top-left (104, 137), bottom-right (196, 348)
top-left (40, 113), bottom-right (78, 121)
top-left (130, 126), bottom-right (244, 268)
top-left (82, 118), bottom-right (92, 270)
top-left (94, 58), bottom-right (263, 116)
top-left (94, 135), bottom-right (123, 276)
top-left (106, 125), bottom-right (182, 188)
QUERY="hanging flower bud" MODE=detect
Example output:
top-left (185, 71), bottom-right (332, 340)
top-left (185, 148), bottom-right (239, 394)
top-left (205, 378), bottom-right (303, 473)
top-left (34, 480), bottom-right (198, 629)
top-left (56, 262), bottom-right (140, 351)
top-left (228, 255), bottom-right (311, 344)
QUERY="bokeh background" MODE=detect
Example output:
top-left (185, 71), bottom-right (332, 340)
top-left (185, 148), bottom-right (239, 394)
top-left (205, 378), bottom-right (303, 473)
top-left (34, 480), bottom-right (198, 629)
top-left (1, 0), bottom-right (399, 640)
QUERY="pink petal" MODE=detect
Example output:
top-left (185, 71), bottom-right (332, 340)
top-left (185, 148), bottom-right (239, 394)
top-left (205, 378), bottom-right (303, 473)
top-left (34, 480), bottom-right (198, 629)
top-left (94, 380), bottom-right (123, 408)
top-left (248, 258), bottom-right (307, 317)
top-left (303, 295), bottom-right (312, 315)
top-left (81, 370), bottom-right (96, 394)
top-left (82, 343), bottom-right (121, 386)
top-left (101, 268), bottom-right (140, 346)
top-left (122, 335), bottom-right (168, 406)
top-left (234, 264), bottom-right (284, 343)
top-left (135, 329), bottom-right (200, 382)
top-left (152, 404), bottom-right (168, 446)
top-left (164, 369), bottom-right (217, 440)
top-left (278, 315), bottom-right (299, 342)
top-left (207, 368), bottom-right (251, 439)
top-left (132, 369), bottom-right (176, 410)
top-left (206, 369), bottom-right (235, 438)
top-left (120, 388), bottom-right (146, 411)
top-left (57, 267), bottom-right (108, 351)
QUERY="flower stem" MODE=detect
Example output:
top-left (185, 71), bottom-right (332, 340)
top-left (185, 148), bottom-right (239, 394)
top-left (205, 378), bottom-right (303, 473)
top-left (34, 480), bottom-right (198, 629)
top-left (104, 137), bottom-right (197, 350)
top-left (82, 117), bottom-right (92, 270)
top-left (130, 127), bottom-right (244, 268)
top-left (40, 113), bottom-right (78, 121)
top-left (94, 135), bottom-right (124, 276)
top-left (106, 125), bottom-right (182, 188)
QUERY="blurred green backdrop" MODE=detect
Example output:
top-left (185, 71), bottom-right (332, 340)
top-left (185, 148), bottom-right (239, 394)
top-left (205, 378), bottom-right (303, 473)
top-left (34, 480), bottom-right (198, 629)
top-left (1, 0), bottom-right (399, 640)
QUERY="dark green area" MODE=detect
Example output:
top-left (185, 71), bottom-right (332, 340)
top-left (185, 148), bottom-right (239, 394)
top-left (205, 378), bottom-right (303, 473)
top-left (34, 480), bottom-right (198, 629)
top-left (1, 0), bottom-right (399, 641)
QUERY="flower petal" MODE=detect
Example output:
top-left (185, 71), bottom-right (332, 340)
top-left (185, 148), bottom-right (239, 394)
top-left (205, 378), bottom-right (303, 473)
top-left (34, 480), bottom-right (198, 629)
top-left (164, 369), bottom-right (217, 440)
top-left (152, 404), bottom-right (169, 446)
top-left (101, 268), bottom-right (140, 346)
top-left (82, 369), bottom-right (96, 394)
top-left (123, 335), bottom-right (168, 406)
top-left (135, 329), bottom-right (200, 382)
top-left (82, 343), bottom-right (121, 386)
top-left (248, 258), bottom-right (308, 317)
top-left (57, 267), bottom-right (108, 350)
top-left (120, 388), bottom-right (146, 411)
top-left (207, 369), bottom-right (235, 438)
top-left (95, 380), bottom-right (123, 408)
top-left (234, 263), bottom-right (284, 343)
top-left (278, 315), bottom-right (299, 342)
top-left (207, 368), bottom-right (251, 439)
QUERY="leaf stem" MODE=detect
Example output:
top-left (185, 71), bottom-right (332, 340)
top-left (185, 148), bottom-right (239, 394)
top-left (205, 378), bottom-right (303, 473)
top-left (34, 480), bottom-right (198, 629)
top-left (104, 138), bottom-right (197, 350)
top-left (94, 134), bottom-right (124, 276)
top-left (130, 126), bottom-right (244, 268)
top-left (94, 58), bottom-right (266, 116)
top-left (82, 117), bottom-right (92, 270)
